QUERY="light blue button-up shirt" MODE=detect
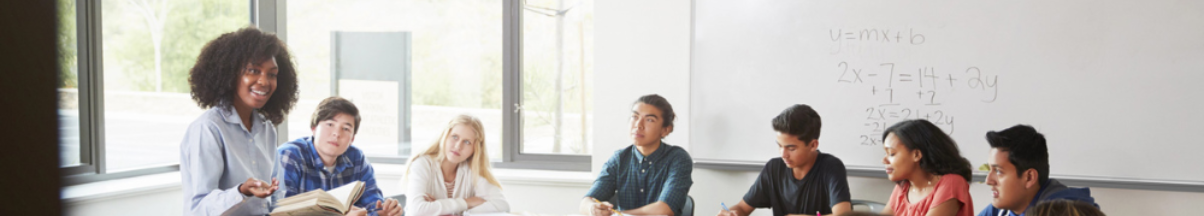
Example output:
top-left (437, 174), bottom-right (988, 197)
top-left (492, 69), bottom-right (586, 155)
top-left (180, 106), bottom-right (278, 216)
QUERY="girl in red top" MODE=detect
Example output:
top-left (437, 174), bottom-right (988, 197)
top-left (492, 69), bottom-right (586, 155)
top-left (880, 119), bottom-right (974, 216)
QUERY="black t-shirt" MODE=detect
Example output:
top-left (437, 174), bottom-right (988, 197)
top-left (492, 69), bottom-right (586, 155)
top-left (742, 152), bottom-right (851, 216)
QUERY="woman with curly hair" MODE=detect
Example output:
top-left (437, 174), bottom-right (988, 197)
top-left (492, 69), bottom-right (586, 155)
top-left (880, 119), bottom-right (974, 216)
top-left (179, 27), bottom-right (303, 216)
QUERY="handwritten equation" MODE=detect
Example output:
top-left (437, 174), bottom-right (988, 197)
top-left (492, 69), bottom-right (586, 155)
top-left (836, 62), bottom-right (999, 103)
top-left (827, 28), bottom-right (926, 55)
top-left (829, 28), bottom-right (926, 45)
top-left (857, 107), bottom-right (956, 146)
top-left (834, 61), bottom-right (1000, 146)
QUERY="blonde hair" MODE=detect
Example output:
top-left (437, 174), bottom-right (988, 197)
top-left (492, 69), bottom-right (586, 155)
top-left (406, 114), bottom-right (502, 188)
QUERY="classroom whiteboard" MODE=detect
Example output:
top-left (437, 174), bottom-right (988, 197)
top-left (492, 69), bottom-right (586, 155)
top-left (690, 0), bottom-right (1204, 182)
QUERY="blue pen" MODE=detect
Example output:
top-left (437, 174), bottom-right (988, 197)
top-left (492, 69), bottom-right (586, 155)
top-left (722, 202), bottom-right (730, 211)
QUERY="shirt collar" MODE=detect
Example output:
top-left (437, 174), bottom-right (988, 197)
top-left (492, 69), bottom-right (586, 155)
top-left (304, 136), bottom-right (352, 173)
top-left (218, 106), bottom-right (262, 131)
top-left (632, 142), bottom-right (669, 163)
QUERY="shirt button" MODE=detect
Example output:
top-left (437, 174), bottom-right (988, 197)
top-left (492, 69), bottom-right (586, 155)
top-left (640, 188), bottom-right (644, 193)
top-left (641, 169), bottom-right (645, 173)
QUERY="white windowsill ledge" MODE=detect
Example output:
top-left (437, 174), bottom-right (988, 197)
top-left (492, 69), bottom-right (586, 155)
top-left (62, 164), bottom-right (594, 205)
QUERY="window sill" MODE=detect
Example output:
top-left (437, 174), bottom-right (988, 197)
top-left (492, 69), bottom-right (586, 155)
top-left (61, 171), bottom-right (181, 205)
top-left (375, 163), bottom-right (594, 188)
top-left (62, 163), bottom-right (594, 204)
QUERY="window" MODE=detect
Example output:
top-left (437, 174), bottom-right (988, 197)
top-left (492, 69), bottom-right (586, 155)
top-left (286, 0), bottom-right (504, 163)
top-left (58, 0), bottom-right (80, 168)
top-left (61, 0), bottom-right (250, 183)
top-left (519, 0), bottom-right (594, 156)
top-left (61, 0), bottom-right (595, 184)
top-left (100, 0), bottom-right (249, 172)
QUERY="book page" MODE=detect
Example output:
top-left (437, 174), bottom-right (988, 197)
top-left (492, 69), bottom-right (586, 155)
top-left (275, 189), bottom-right (325, 207)
top-left (273, 189), bottom-right (345, 215)
top-left (326, 181), bottom-right (365, 210)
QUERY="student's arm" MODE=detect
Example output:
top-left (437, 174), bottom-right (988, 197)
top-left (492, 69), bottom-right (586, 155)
top-left (622, 201), bottom-right (674, 216)
top-left (826, 158), bottom-right (853, 215)
top-left (180, 122), bottom-right (254, 216)
top-left (580, 151), bottom-right (621, 215)
top-left (718, 200), bottom-right (755, 216)
top-left (465, 177), bottom-right (510, 213)
top-left (721, 160), bottom-right (779, 216)
top-left (831, 202), bottom-right (852, 215)
top-left (352, 156), bottom-right (387, 216)
top-left (580, 197), bottom-right (616, 216)
top-left (636, 151), bottom-right (693, 216)
top-left (402, 158), bottom-right (466, 215)
top-left (924, 198), bottom-right (961, 216)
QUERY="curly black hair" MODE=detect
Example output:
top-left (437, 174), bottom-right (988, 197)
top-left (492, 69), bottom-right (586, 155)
top-left (883, 119), bottom-right (974, 182)
top-left (188, 27), bottom-right (298, 125)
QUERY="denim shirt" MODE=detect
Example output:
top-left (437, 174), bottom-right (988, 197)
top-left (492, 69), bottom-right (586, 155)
top-left (180, 106), bottom-right (277, 216)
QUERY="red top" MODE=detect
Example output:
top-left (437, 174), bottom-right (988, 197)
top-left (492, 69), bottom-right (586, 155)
top-left (887, 173), bottom-right (974, 216)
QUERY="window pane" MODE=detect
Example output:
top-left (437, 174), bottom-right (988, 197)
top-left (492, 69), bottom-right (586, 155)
top-left (521, 0), bottom-right (594, 155)
top-left (59, 0), bottom-right (80, 167)
top-left (287, 0), bottom-right (503, 161)
top-left (102, 0), bottom-right (249, 172)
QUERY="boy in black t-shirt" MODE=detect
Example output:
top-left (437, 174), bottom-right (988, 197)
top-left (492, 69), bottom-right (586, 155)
top-left (718, 104), bottom-right (852, 216)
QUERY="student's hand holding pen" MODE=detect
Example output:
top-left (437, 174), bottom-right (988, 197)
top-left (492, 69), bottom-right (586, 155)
top-left (717, 209), bottom-right (741, 216)
top-left (238, 177), bottom-right (278, 198)
top-left (375, 198), bottom-right (402, 216)
top-left (345, 206), bottom-right (367, 216)
top-left (717, 202), bottom-right (741, 216)
top-left (589, 198), bottom-right (617, 216)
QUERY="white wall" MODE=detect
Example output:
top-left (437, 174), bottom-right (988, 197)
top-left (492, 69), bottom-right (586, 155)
top-left (66, 185), bottom-right (182, 216)
top-left (593, 0), bottom-right (1204, 216)
top-left (593, 0), bottom-right (695, 173)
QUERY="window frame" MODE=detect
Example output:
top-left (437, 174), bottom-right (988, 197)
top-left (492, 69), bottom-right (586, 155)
top-left (61, 0), bottom-right (272, 185)
top-left (495, 0), bottom-right (590, 171)
top-left (62, 0), bottom-right (589, 186)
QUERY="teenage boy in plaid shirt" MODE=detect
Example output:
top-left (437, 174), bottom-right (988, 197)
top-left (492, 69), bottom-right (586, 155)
top-left (273, 97), bottom-right (402, 216)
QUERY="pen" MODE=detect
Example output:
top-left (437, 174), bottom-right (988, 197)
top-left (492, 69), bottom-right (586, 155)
top-left (590, 197), bottom-right (623, 216)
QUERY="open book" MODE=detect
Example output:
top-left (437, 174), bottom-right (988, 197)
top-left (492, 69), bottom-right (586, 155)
top-left (270, 181), bottom-right (366, 216)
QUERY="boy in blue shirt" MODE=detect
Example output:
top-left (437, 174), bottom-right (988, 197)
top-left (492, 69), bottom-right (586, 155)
top-left (273, 97), bottom-right (402, 216)
top-left (979, 125), bottom-right (1098, 216)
